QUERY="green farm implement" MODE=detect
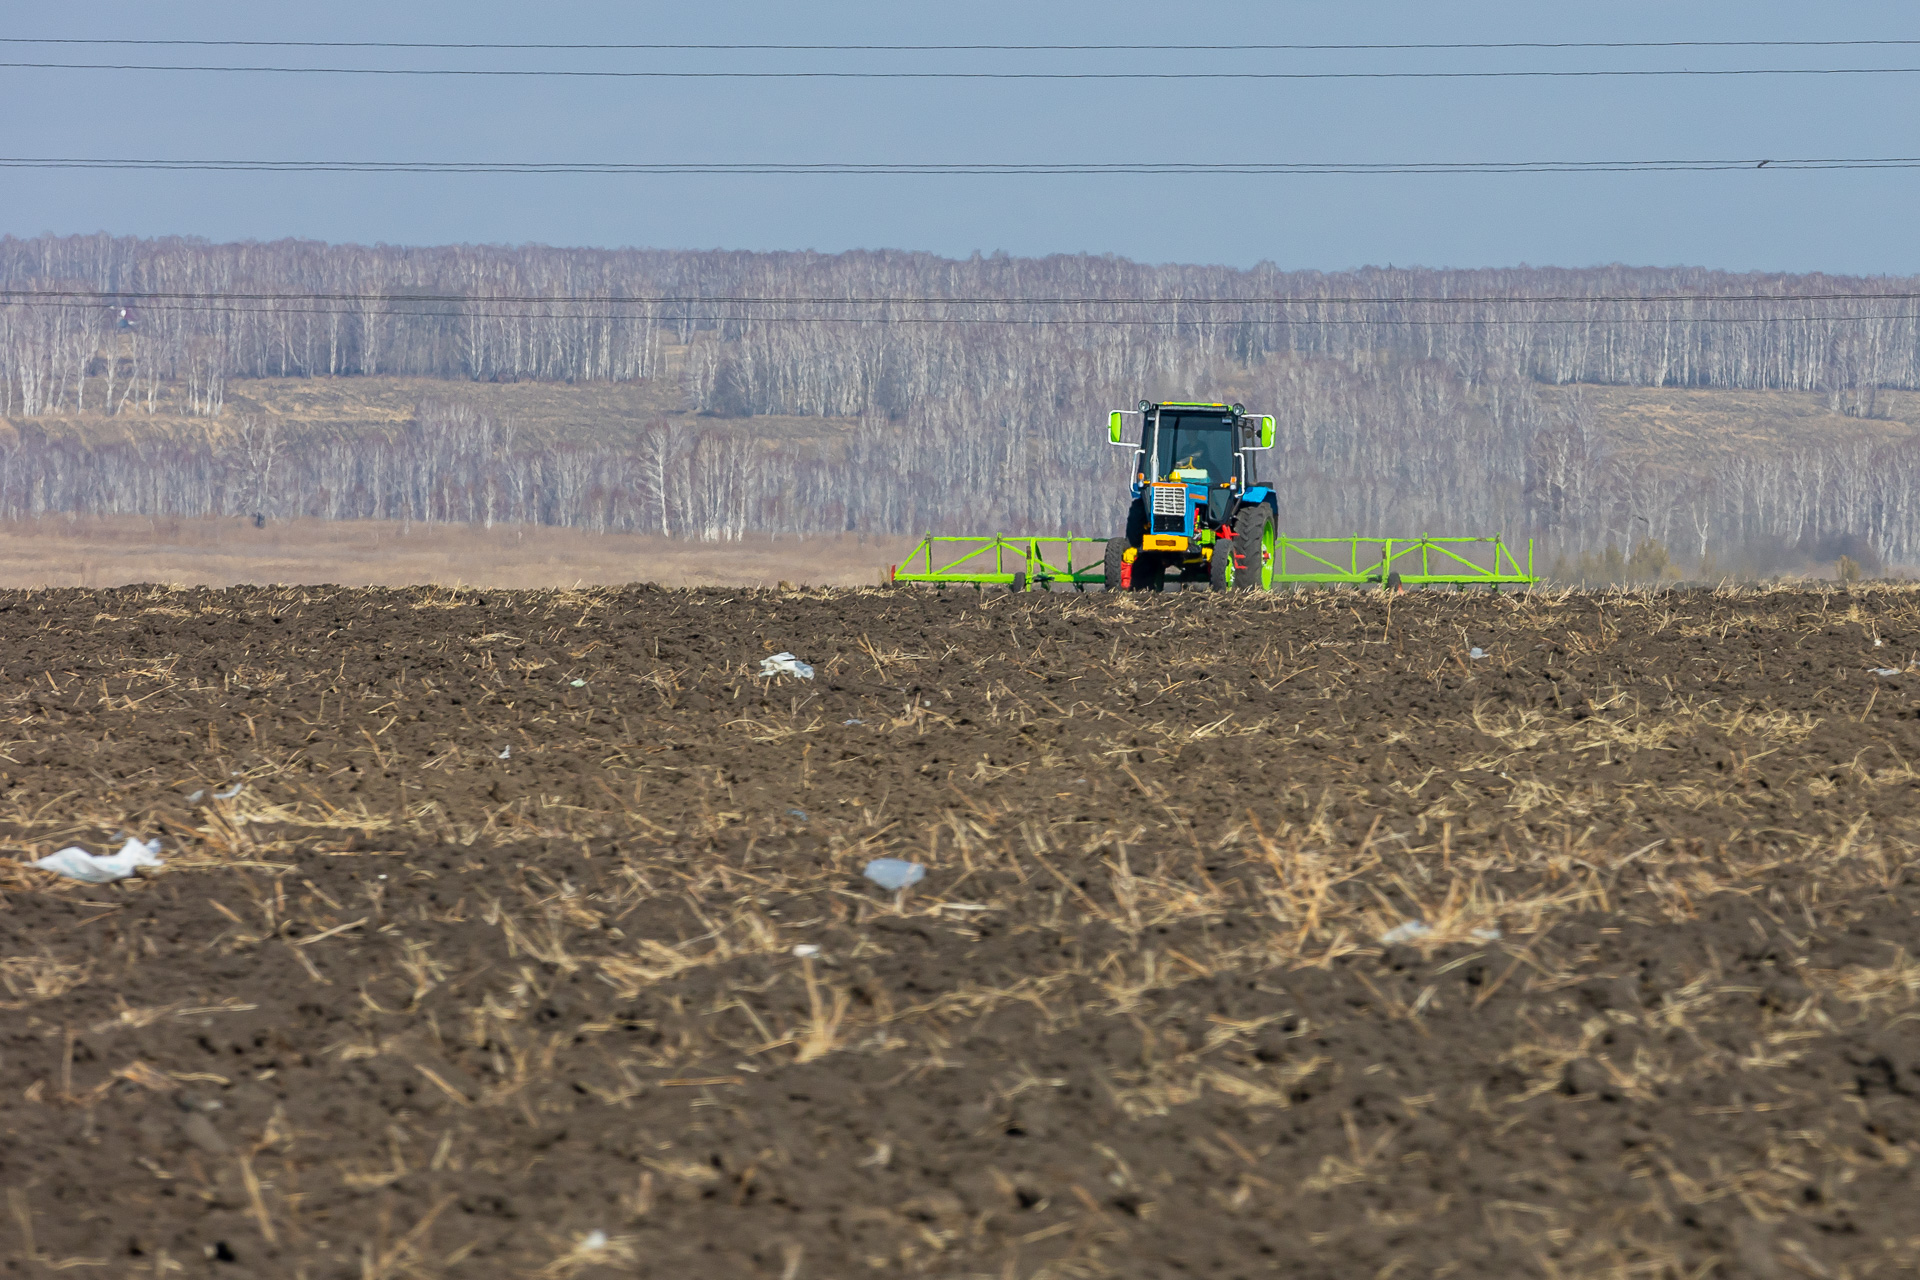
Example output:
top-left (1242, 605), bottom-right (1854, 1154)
top-left (888, 399), bottom-right (1538, 593)
top-left (1265, 535), bottom-right (1534, 588)
top-left (891, 532), bottom-right (1532, 591)
top-left (890, 535), bottom-right (1109, 591)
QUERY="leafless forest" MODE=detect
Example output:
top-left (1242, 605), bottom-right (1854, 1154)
top-left (3, 233), bottom-right (1918, 568)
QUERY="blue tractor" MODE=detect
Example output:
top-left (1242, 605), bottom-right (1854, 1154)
top-left (1103, 401), bottom-right (1278, 592)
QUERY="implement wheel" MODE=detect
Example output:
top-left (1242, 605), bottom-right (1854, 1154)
top-left (1229, 505), bottom-right (1276, 590)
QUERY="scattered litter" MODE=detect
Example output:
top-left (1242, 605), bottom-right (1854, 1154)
top-left (581, 1230), bottom-right (609, 1251)
top-left (30, 836), bottom-right (163, 884)
top-left (212, 782), bottom-right (245, 801)
top-left (1469, 647), bottom-right (1489, 660)
top-left (791, 943), bottom-right (821, 958)
top-left (1874, 637), bottom-right (1885, 647)
top-left (843, 718), bottom-right (864, 726)
top-left (863, 858), bottom-right (927, 891)
top-left (787, 808), bottom-right (808, 822)
top-left (185, 789), bottom-right (204, 803)
top-left (1379, 920), bottom-right (1432, 945)
top-left (498, 745), bottom-right (511, 759)
top-left (1874, 668), bottom-right (1904, 677)
top-left (570, 678), bottom-right (586, 688)
top-left (759, 652), bottom-right (815, 680)
top-left (1470, 927), bottom-right (1503, 942)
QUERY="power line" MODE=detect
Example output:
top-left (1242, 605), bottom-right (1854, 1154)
top-left (5, 37), bottom-right (1920, 53)
top-left (12, 297), bottom-right (1920, 329)
top-left (10, 288), bottom-right (1920, 308)
top-left (3, 156), bottom-right (1916, 177)
top-left (11, 59), bottom-right (1920, 81)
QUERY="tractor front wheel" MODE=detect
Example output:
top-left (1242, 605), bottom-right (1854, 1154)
top-left (1103, 537), bottom-right (1129, 591)
top-left (1209, 536), bottom-right (1235, 591)
top-left (1229, 506), bottom-right (1276, 590)
top-left (1105, 538), bottom-right (1165, 592)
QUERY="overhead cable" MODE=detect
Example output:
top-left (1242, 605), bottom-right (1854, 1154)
top-left (11, 60), bottom-right (1920, 81)
top-left (12, 298), bottom-right (1920, 329)
top-left (5, 37), bottom-right (1920, 53)
top-left (2, 156), bottom-right (1916, 177)
top-left (10, 287), bottom-right (1920, 308)
top-left (15, 297), bottom-right (1920, 322)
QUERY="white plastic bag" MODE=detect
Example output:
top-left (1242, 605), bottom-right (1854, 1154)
top-left (1379, 920), bottom-right (1432, 945)
top-left (863, 858), bottom-right (926, 891)
top-left (759, 652), bottom-right (815, 679)
top-left (31, 837), bottom-right (164, 884)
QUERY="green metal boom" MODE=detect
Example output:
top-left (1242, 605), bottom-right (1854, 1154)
top-left (1271, 536), bottom-right (1535, 586)
top-left (892, 534), bottom-right (1535, 589)
top-left (891, 536), bottom-right (1109, 588)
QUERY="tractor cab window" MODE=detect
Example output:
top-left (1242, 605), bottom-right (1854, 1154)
top-left (1149, 413), bottom-right (1238, 487)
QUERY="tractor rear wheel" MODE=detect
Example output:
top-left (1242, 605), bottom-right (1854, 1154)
top-left (1230, 505), bottom-right (1276, 590)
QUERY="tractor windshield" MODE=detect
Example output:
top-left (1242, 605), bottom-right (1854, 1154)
top-left (1148, 412), bottom-right (1237, 485)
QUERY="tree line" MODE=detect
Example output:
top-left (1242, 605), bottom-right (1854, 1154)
top-left (6, 233), bottom-right (1920, 400)
top-left (2, 233), bottom-right (1919, 570)
top-left (0, 376), bottom-right (1908, 574)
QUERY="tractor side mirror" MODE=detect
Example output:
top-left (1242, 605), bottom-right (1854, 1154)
top-left (1256, 415), bottom-right (1275, 449)
top-left (1108, 410), bottom-right (1127, 445)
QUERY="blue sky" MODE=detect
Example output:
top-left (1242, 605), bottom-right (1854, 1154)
top-left (2, 0), bottom-right (1916, 273)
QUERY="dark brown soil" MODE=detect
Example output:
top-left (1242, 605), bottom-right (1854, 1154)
top-left (2, 582), bottom-right (1918, 1279)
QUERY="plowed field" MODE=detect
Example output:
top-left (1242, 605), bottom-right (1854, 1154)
top-left (3, 583), bottom-right (1918, 1279)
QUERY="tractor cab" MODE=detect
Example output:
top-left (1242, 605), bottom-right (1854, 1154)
top-left (1103, 401), bottom-right (1279, 592)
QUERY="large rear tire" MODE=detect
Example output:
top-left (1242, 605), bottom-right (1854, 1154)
top-left (1230, 505), bottom-right (1276, 590)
